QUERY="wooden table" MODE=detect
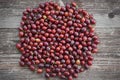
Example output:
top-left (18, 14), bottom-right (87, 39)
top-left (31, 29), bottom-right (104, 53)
top-left (0, 0), bottom-right (120, 80)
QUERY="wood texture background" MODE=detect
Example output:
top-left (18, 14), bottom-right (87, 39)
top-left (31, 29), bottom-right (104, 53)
top-left (0, 0), bottom-right (120, 80)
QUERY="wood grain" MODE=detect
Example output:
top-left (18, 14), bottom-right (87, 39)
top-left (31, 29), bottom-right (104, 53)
top-left (0, 0), bottom-right (120, 80)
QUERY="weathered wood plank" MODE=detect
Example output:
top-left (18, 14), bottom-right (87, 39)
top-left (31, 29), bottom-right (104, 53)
top-left (0, 0), bottom-right (120, 28)
top-left (0, 61), bottom-right (120, 80)
top-left (94, 0), bottom-right (120, 3)
top-left (0, 28), bottom-right (120, 53)
top-left (0, 13), bottom-right (120, 28)
top-left (0, 53), bottom-right (120, 64)
top-left (0, 56), bottom-right (120, 80)
top-left (0, 70), bottom-right (119, 80)
top-left (0, 0), bottom-right (119, 9)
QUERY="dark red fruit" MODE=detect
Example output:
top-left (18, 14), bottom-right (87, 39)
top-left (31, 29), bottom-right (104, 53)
top-left (29, 65), bottom-right (35, 71)
top-left (17, 1), bottom-right (99, 80)
top-left (16, 43), bottom-right (21, 49)
top-left (37, 69), bottom-right (43, 73)
top-left (19, 61), bottom-right (25, 66)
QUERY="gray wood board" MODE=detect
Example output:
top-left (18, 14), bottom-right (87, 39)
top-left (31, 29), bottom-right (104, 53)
top-left (0, 0), bottom-right (120, 80)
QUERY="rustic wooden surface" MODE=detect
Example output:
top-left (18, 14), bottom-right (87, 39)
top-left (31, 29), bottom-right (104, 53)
top-left (0, 0), bottom-right (120, 80)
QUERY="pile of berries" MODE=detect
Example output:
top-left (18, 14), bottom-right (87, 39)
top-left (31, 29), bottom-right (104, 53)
top-left (16, 2), bottom-right (99, 80)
